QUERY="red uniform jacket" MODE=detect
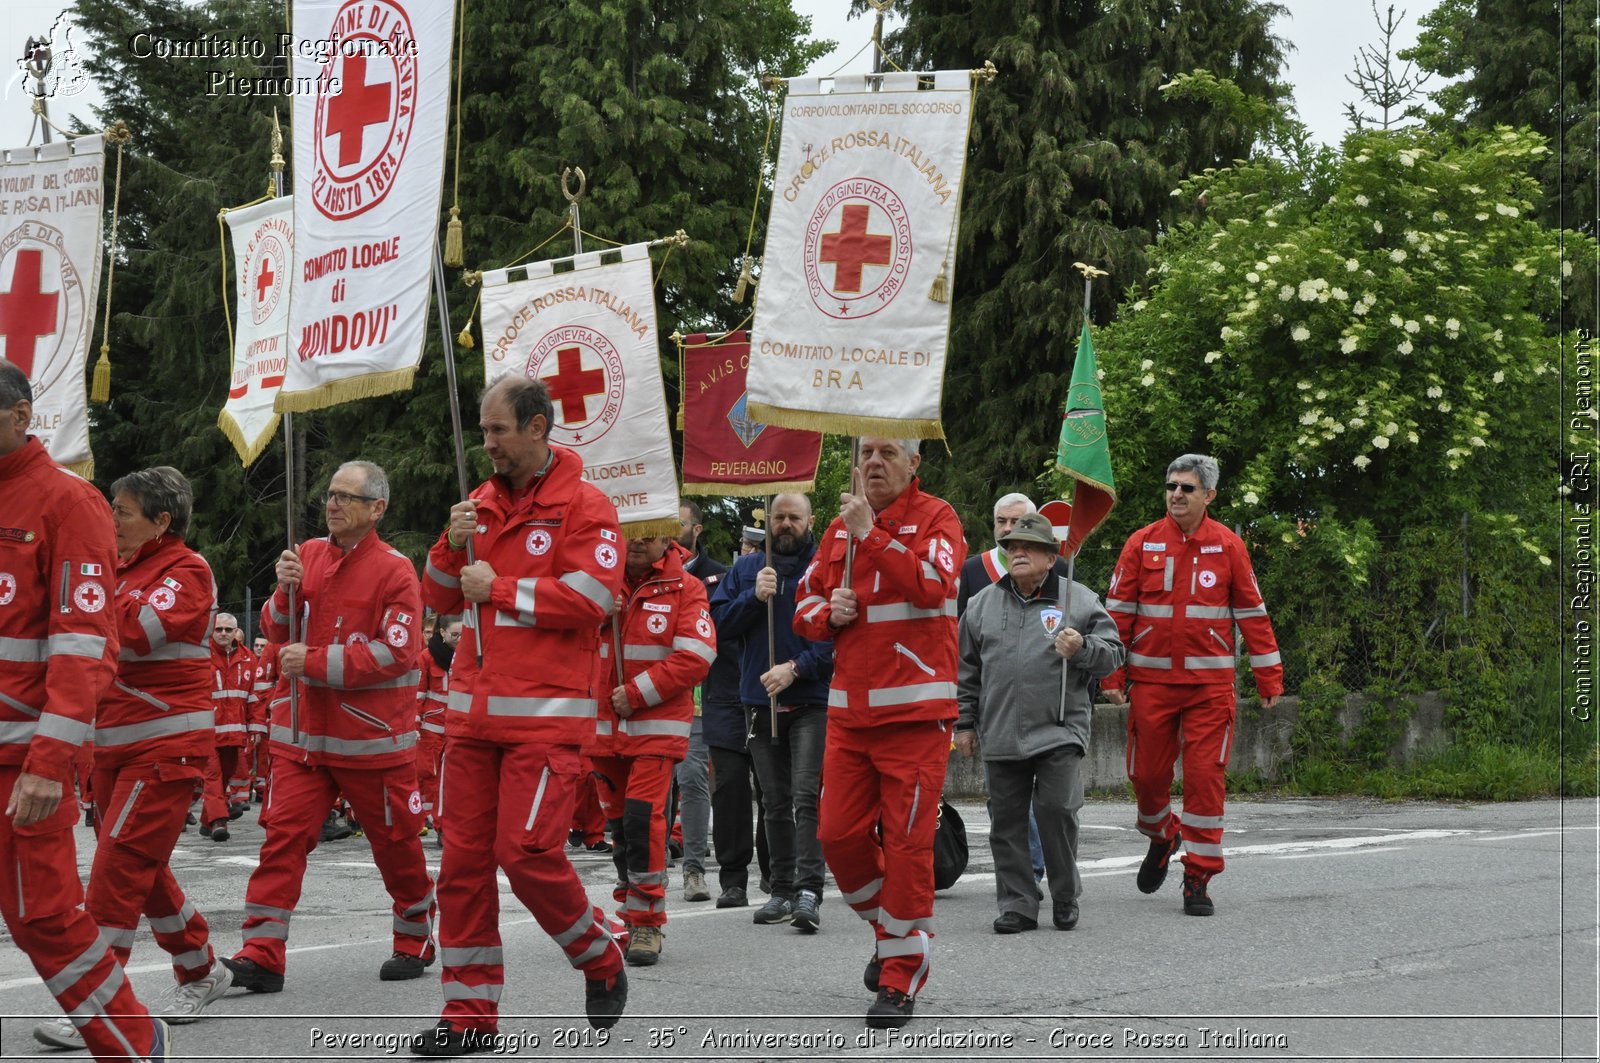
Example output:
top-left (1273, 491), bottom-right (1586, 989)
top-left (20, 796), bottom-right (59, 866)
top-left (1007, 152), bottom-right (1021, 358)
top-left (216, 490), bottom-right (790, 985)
top-left (260, 530), bottom-right (422, 769)
top-left (793, 477), bottom-right (965, 727)
top-left (0, 438), bottom-right (120, 783)
top-left (210, 641), bottom-right (255, 749)
top-left (423, 445), bottom-right (623, 748)
top-left (1101, 514), bottom-right (1284, 698)
top-left (95, 535), bottom-right (217, 770)
top-left (589, 542), bottom-right (714, 760)
top-left (249, 644), bottom-right (279, 738)
top-left (416, 649), bottom-right (447, 740)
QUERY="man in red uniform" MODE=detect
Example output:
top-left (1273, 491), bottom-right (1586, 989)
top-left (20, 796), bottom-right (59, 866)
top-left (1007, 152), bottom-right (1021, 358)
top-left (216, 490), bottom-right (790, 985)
top-left (249, 635), bottom-right (276, 804)
top-left (590, 535), bottom-right (714, 967)
top-left (794, 438), bottom-right (965, 1029)
top-left (222, 460), bottom-right (436, 992)
top-left (1101, 454), bottom-right (1283, 916)
top-left (417, 376), bottom-right (628, 1054)
top-left (201, 613), bottom-right (252, 839)
top-left (0, 358), bottom-right (170, 1060)
top-left (415, 616), bottom-right (459, 837)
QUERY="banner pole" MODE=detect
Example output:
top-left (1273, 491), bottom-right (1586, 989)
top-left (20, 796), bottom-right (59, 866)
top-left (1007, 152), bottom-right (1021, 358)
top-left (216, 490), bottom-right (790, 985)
top-left (268, 110), bottom-right (305, 744)
top-left (1058, 271), bottom-right (1095, 726)
top-left (764, 496), bottom-right (778, 744)
top-left (431, 247), bottom-right (484, 667)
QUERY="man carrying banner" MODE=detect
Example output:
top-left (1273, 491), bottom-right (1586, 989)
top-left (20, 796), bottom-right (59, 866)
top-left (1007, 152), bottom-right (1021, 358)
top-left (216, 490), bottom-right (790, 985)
top-left (712, 493), bottom-right (833, 932)
top-left (1101, 455), bottom-right (1283, 916)
top-left (794, 439), bottom-right (964, 1028)
top-left (418, 376), bottom-right (628, 1053)
top-left (223, 461), bottom-right (435, 992)
top-left (0, 358), bottom-right (171, 1061)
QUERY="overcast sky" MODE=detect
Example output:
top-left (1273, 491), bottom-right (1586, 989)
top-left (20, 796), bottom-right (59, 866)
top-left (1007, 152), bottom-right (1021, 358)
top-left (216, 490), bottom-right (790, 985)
top-left (0, 1), bottom-right (1435, 153)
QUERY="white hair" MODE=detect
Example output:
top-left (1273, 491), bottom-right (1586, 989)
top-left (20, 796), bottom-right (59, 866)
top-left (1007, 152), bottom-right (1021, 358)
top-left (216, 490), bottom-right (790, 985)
top-left (992, 492), bottom-right (1037, 518)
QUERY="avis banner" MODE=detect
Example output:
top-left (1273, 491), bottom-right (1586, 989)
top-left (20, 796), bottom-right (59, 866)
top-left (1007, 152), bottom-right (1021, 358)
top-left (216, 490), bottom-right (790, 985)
top-left (680, 331), bottom-right (822, 496)
top-left (746, 71), bottom-right (975, 439)
top-left (479, 243), bottom-right (679, 536)
top-left (278, 0), bottom-right (453, 412)
top-left (0, 135), bottom-right (104, 475)
top-left (220, 196), bottom-right (292, 465)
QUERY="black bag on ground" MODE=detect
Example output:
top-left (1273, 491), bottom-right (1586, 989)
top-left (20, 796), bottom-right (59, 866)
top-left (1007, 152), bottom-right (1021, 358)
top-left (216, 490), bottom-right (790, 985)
top-left (932, 799), bottom-right (968, 890)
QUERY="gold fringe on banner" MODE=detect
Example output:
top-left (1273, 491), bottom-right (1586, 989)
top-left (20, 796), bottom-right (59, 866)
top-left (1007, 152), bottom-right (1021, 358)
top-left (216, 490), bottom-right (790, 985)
top-left (273, 367), bottom-right (417, 413)
top-left (743, 402), bottom-right (945, 442)
top-left (619, 518), bottom-right (684, 539)
top-left (217, 409), bottom-right (281, 468)
top-left (680, 479), bottom-right (817, 497)
top-left (65, 458), bottom-right (95, 479)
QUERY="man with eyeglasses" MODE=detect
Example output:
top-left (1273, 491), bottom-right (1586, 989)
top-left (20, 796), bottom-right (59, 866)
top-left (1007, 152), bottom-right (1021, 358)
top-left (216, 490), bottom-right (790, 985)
top-left (201, 613), bottom-right (254, 840)
top-left (1101, 454), bottom-right (1283, 917)
top-left (222, 460), bottom-right (436, 993)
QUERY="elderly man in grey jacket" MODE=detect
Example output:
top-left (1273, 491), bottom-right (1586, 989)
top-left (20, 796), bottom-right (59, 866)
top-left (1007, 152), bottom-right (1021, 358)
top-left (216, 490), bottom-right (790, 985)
top-left (956, 513), bottom-right (1124, 934)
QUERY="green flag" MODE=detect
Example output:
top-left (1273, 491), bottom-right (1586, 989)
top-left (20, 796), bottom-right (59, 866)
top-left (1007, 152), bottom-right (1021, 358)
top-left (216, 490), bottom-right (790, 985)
top-left (1054, 322), bottom-right (1117, 554)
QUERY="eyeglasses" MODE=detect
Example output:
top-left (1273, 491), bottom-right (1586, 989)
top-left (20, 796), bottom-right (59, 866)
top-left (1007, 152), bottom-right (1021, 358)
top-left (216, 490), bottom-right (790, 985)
top-left (325, 490), bottom-right (378, 506)
top-left (214, 627), bottom-right (237, 633)
top-left (1164, 482), bottom-right (1199, 494)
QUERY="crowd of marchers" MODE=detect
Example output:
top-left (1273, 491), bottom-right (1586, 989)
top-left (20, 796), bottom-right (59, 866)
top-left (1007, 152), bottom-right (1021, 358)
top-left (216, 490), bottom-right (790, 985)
top-left (0, 355), bottom-right (1281, 1060)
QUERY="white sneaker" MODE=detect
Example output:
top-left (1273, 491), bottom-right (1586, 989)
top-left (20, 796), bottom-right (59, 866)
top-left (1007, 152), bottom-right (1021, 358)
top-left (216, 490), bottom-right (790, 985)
top-left (32, 1014), bottom-right (84, 1050)
top-left (152, 962), bottom-right (232, 1024)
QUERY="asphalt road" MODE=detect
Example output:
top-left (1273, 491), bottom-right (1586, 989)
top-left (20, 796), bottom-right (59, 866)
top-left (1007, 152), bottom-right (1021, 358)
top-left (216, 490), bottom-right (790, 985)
top-left (0, 796), bottom-right (1593, 1062)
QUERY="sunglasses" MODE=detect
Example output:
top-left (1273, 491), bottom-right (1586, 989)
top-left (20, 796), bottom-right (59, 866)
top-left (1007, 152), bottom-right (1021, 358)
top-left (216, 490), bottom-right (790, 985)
top-left (1164, 482), bottom-right (1199, 494)
top-left (325, 490), bottom-right (378, 506)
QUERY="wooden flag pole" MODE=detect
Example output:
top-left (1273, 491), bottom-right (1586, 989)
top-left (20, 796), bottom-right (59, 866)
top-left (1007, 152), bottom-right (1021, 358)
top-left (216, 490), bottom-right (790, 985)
top-left (760, 500), bottom-right (779, 744)
top-left (431, 245), bottom-right (483, 667)
top-left (1059, 262), bottom-right (1106, 725)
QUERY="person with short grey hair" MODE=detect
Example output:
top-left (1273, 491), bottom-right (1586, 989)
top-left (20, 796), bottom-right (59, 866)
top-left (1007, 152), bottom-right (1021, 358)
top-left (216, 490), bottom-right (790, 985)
top-left (956, 513), bottom-right (1123, 934)
top-left (1166, 453), bottom-right (1220, 492)
top-left (337, 460), bottom-right (390, 506)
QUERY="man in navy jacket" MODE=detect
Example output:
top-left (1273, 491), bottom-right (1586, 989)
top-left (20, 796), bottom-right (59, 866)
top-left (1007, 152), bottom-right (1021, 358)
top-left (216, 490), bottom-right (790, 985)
top-left (710, 493), bottom-right (834, 931)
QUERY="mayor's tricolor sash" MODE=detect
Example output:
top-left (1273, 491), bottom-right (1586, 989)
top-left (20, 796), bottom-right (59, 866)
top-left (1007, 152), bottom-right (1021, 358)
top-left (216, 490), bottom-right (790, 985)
top-left (278, 0), bottom-right (453, 412)
top-left (479, 243), bottom-right (679, 536)
top-left (0, 135), bottom-right (104, 474)
top-left (747, 71), bottom-right (976, 439)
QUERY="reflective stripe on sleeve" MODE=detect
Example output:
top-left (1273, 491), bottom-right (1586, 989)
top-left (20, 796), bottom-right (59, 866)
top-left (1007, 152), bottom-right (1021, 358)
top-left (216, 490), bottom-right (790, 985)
top-left (559, 570), bottom-right (613, 612)
top-left (865, 681), bottom-right (957, 708)
top-left (670, 636), bottom-right (715, 664)
top-left (424, 560), bottom-right (460, 589)
top-left (635, 672), bottom-right (663, 707)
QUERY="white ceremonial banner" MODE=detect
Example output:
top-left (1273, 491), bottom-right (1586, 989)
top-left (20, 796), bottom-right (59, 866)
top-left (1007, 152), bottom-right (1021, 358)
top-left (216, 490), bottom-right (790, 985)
top-left (747, 71), bottom-right (975, 439)
top-left (0, 135), bottom-right (104, 474)
top-left (479, 244), bottom-right (680, 536)
top-left (279, 0), bottom-right (454, 412)
top-left (220, 196), bottom-right (292, 465)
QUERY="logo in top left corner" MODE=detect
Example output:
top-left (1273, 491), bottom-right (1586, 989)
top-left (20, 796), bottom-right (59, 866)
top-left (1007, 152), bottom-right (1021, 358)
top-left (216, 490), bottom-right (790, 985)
top-left (310, 0), bottom-right (419, 220)
top-left (10, 16), bottom-right (90, 103)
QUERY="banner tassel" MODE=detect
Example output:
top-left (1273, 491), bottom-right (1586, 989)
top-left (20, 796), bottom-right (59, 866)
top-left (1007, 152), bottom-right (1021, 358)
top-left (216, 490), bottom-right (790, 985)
top-left (456, 324), bottom-right (475, 349)
top-left (90, 344), bottom-right (112, 403)
top-left (929, 260), bottom-right (949, 303)
top-left (444, 205), bottom-right (465, 267)
top-left (732, 255), bottom-right (753, 304)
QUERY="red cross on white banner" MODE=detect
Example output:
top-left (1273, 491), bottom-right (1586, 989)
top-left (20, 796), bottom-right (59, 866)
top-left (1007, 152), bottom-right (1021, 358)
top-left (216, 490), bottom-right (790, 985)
top-left (0, 248), bottom-right (61, 376)
top-left (819, 204), bottom-right (892, 294)
top-left (543, 346), bottom-right (607, 424)
top-left (325, 54), bottom-right (393, 168)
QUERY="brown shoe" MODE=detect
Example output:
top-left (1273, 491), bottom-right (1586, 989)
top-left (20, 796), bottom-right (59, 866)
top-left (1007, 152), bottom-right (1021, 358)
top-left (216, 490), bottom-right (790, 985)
top-left (624, 924), bottom-right (662, 966)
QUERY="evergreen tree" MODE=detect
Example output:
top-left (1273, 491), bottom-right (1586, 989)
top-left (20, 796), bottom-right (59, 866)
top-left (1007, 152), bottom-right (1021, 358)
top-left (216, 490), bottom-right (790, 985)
top-left (883, 0), bottom-right (1290, 539)
top-left (69, 0), bottom-right (823, 609)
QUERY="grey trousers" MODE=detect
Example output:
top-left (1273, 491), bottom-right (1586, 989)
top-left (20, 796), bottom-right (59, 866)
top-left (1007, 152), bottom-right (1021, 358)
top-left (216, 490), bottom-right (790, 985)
top-left (985, 744), bottom-right (1084, 919)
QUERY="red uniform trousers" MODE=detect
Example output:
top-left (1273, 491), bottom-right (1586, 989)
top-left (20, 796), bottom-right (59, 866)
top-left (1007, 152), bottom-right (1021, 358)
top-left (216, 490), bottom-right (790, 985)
top-left (87, 758), bottom-right (217, 985)
top-left (589, 754), bottom-right (675, 928)
top-left (0, 766), bottom-right (159, 1061)
top-left (1126, 682), bottom-right (1237, 880)
top-left (569, 755), bottom-right (606, 846)
top-left (200, 745), bottom-right (240, 826)
top-left (436, 736), bottom-right (624, 1032)
top-left (417, 732), bottom-right (444, 824)
top-left (236, 758), bottom-right (435, 975)
top-left (818, 719), bottom-right (950, 998)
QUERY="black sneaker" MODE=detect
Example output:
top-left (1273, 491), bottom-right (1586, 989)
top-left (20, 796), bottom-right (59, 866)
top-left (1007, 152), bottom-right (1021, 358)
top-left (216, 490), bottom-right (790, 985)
top-left (992, 911), bottom-right (1038, 934)
top-left (1136, 830), bottom-right (1182, 894)
top-left (752, 895), bottom-right (793, 924)
top-left (791, 890), bottom-right (821, 933)
top-left (568, 830), bottom-right (584, 849)
top-left (321, 813), bottom-right (353, 843)
top-left (219, 955), bottom-right (284, 994)
top-left (186, 811), bottom-right (198, 825)
top-left (863, 955), bottom-right (881, 993)
top-left (209, 821), bottom-right (230, 843)
top-left (584, 967), bottom-right (628, 1030)
top-left (411, 1021), bottom-right (495, 1057)
top-left (1053, 901), bottom-right (1080, 931)
top-left (199, 821), bottom-right (213, 838)
top-left (228, 801), bottom-right (248, 821)
top-left (379, 948), bottom-right (435, 981)
top-left (1182, 873), bottom-right (1215, 916)
top-left (865, 987), bottom-right (915, 1029)
top-left (585, 840), bottom-right (613, 854)
top-left (715, 886), bottom-right (747, 909)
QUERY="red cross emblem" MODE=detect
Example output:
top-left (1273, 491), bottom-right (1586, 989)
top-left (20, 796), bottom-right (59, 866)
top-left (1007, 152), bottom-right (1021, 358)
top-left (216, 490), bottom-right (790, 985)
top-left (325, 54), bottom-right (393, 168)
top-left (544, 346), bottom-right (607, 425)
top-left (804, 179), bottom-right (913, 320)
top-left (0, 248), bottom-right (60, 376)
top-left (525, 325), bottom-right (626, 446)
top-left (0, 572), bottom-right (15, 606)
top-left (255, 257), bottom-right (275, 304)
top-left (73, 580), bottom-right (106, 613)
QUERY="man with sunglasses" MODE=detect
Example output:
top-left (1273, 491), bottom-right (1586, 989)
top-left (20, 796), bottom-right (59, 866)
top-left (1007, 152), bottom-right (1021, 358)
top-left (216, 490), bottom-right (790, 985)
top-left (1101, 454), bottom-right (1283, 917)
top-left (223, 460), bottom-right (436, 993)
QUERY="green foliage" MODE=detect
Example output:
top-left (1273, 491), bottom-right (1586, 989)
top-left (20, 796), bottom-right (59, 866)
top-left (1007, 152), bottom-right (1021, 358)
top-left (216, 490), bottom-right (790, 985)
top-left (883, 0), bottom-right (1290, 546)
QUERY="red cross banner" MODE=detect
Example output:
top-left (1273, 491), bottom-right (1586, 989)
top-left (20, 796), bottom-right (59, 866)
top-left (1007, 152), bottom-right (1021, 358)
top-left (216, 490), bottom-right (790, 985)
top-left (479, 243), bottom-right (680, 537)
top-left (680, 331), bottom-right (822, 496)
top-left (746, 71), bottom-right (976, 439)
top-left (220, 196), bottom-right (292, 465)
top-left (277, 0), bottom-right (454, 412)
top-left (0, 135), bottom-right (105, 475)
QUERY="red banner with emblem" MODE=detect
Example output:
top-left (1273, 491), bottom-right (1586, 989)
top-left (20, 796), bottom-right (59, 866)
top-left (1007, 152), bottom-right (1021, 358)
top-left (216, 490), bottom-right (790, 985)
top-left (278, 0), bottom-right (454, 412)
top-left (0, 135), bottom-right (104, 475)
top-left (679, 331), bottom-right (822, 496)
